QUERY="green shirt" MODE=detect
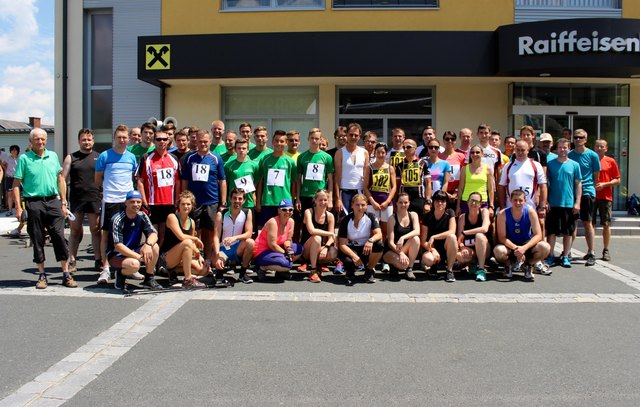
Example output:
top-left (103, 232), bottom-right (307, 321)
top-left (297, 150), bottom-right (334, 197)
top-left (211, 143), bottom-right (227, 155)
top-left (258, 153), bottom-right (297, 207)
top-left (14, 149), bottom-right (61, 198)
top-left (248, 146), bottom-right (273, 162)
top-left (128, 143), bottom-right (155, 162)
top-left (224, 158), bottom-right (259, 208)
top-left (220, 151), bottom-right (236, 163)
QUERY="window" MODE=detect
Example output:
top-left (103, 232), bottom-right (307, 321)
top-left (85, 11), bottom-right (113, 149)
top-left (333, 0), bottom-right (438, 9)
top-left (338, 87), bottom-right (434, 144)
top-left (223, 87), bottom-right (319, 150)
top-left (515, 0), bottom-right (621, 22)
top-left (511, 83), bottom-right (629, 107)
top-left (222, 0), bottom-right (323, 11)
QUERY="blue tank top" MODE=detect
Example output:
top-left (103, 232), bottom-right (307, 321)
top-left (505, 206), bottom-right (532, 246)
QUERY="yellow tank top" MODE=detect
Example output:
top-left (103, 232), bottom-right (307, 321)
top-left (462, 164), bottom-right (488, 202)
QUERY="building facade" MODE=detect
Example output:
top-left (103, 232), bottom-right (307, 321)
top-left (56, 0), bottom-right (640, 209)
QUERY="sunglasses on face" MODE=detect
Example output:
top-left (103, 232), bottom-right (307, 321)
top-left (403, 145), bottom-right (415, 149)
top-left (428, 145), bottom-right (440, 150)
top-left (444, 138), bottom-right (456, 142)
top-left (470, 151), bottom-right (482, 155)
top-left (574, 136), bottom-right (586, 140)
top-left (155, 138), bottom-right (169, 142)
top-left (469, 199), bottom-right (481, 205)
top-left (280, 208), bottom-right (294, 212)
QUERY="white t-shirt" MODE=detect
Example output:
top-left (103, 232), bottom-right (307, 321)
top-left (499, 158), bottom-right (547, 208)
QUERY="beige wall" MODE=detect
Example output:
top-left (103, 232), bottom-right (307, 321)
top-left (165, 84), bottom-right (221, 131)
top-left (435, 82), bottom-right (510, 137)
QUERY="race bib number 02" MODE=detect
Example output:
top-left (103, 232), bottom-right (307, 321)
top-left (156, 168), bottom-right (174, 187)
top-left (305, 163), bottom-right (325, 181)
top-left (235, 175), bottom-right (256, 193)
top-left (191, 164), bottom-right (210, 182)
top-left (267, 168), bottom-right (285, 187)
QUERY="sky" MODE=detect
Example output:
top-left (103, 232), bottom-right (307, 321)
top-left (0, 0), bottom-right (55, 125)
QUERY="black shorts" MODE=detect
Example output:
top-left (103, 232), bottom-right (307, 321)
top-left (71, 199), bottom-right (101, 215)
top-left (546, 207), bottom-right (577, 236)
top-left (593, 199), bottom-right (612, 226)
top-left (579, 195), bottom-right (595, 222)
top-left (299, 196), bottom-right (314, 213)
top-left (259, 206), bottom-right (279, 228)
top-left (192, 203), bottom-right (219, 230)
top-left (101, 201), bottom-right (126, 230)
top-left (5, 176), bottom-right (14, 191)
top-left (507, 246), bottom-right (535, 262)
top-left (149, 204), bottom-right (175, 225)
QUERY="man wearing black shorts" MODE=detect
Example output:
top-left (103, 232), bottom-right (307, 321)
top-left (62, 128), bottom-right (102, 272)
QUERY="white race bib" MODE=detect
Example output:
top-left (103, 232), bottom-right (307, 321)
top-left (431, 180), bottom-right (442, 193)
top-left (191, 164), bottom-right (209, 182)
top-left (234, 175), bottom-right (256, 193)
top-left (266, 168), bottom-right (285, 187)
top-left (450, 165), bottom-right (460, 181)
top-left (156, 168), bottom-right (174, 187)
top-left (305, 163), bottom-right (325, 181)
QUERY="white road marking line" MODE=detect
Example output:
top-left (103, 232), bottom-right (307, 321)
top-left (0, 293), bottom-right (191, 407)
top-left (566, 246), bottom-right (640, 291)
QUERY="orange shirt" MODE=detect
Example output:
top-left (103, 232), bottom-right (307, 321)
top-left (596, 155), bottom-right (620, 201)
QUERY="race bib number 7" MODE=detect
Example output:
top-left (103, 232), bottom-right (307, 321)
top-left (267, 168), bottom-right (285, 187)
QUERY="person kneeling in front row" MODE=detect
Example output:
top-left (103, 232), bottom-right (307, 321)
top-left (108, 190), bottom-right (161, 290)
top-left (455, 192), bottom-right (491, 282)
top-left (253, 199), bottom-right (302, 280)
top-left (421, 190), bottom-right (458, 282)
top-left (337, 194), bottom-right (383, 286)
top-left (494, 189), bottom-right (550, 281)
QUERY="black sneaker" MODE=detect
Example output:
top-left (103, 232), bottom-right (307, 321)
top-left (215, 279), bottom-right (230, 288)
top-left (114, 269), bottom-right (126, 290)
top-left (523, 264), bottom-right (534, 281)
top-left (141, 278), bottom-right (163, 290)
top-left (585, 253), bottom-right (596, 267)
top-left (345, 273), bottom-right (355, 286)
top-left (365, 269), bottom-right (376, 284)
top-left (168, 269), bottom-right (179, 285)
top-left (239, 274), bottom-right (253, 284)
top-left (602, 249), bottom-right (611, 261)
top-left (445, 269), bottom-right (455, 283)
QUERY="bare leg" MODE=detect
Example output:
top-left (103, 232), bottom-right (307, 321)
top-left (87, 213), bottom-right (102, 261)
top-left (68, 212), bottom-right (85, 263)
top-left (602, 224), bottom-right (611, 251)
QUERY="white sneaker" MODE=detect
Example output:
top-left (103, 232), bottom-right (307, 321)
top-left (381, 263), bottom-right (390, 273)
top-left (97, 268), bottom-right (110, 284)
top-left (131, 271), bottom-right (145, 280)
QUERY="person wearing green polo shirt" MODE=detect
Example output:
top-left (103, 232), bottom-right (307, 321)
top-left (256, 130), bottom-right (297, 227)
top-left (14, 128), bottom-right (77, 289)
top-left (220, 130), bottom-right (237, 163)
top-left (128, 122), bottom-right (156, 162)
top-left (210, 119), bottom-right (227, 155)
top-left (238, 122), bottom-right (256, 151)
top-left (248, 126), bottom-right (273, 162)
top-left (224, 138), bottom-right (259, 209)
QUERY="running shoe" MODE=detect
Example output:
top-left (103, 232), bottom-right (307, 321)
top-left (534, 261), bottom-right (552, 276)
top-left (333, 260), bottom-right (345, 275)
top-left (239, 274), bottom-right (254, 284)
top-left (114, 269), bottom-right (126, 290)
top-left (561, 256), bottom-right (572, 268)
top-left (445, 269), bottom-right (456, 282)
top-left (141, 278), bottom-right (163, 290)
top-left (182, 276), bottom-right (206, 289)
top-left (309, 272), bottom-right (321, 283)
top-left (36, 276), bottom-right (48, 289)
top-left (544, 255), bottom-right (555, 267)
top-left (602, 249), bottom-right (611, 261)
top-left (97, 268), bottom-right (110, 284)
top-left (63, 275), bottom-right (78, 288)
top-left (585, 253), bottom-right (596, 267)
top-left (405, 269), bottom-right (416, 281)
top-left (475, 268), bottom-right (486, 282)
top-left (523, 264), bottom-right (534, 281)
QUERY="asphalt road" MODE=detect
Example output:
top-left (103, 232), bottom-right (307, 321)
top-left (1, 216), bottom-right (639, 406)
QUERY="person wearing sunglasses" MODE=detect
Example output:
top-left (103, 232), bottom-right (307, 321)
top-left (253, 199), bottom-right (302, 280)
top-left (494, 189), bottom-right (550, 281)
top-left (420, 190), bottom-right (457, 282)
top-left (362, 131), bottom-right (378, 163)
top-left (395, 138), bottom-right (432, 216)
top-left (334, 123), bottom-right (369, 216)
top-left (337, 193), bottom-right (384, 286)
top-left (439, 131), bottom-right (466, 207)
top-left (456, 145), bottom-right (494, 216)
top-left (326, 126), bottom-right (348, 160)
top-left (425, 139), bottom-right (451, 197)
top-left (456, 192), bottom-right (491, 281)
top-left (136, 129), bottom-right (181, 250)
top-left (568, 129), bottom-right (601, 267)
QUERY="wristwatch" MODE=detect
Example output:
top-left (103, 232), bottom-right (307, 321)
top-left (367, 238), bottom-right (374, 244)
top-left (425, 199), bottom-right (433, 205)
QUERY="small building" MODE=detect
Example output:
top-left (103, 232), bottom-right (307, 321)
top-left (0, 117), bottom-right (55, 153)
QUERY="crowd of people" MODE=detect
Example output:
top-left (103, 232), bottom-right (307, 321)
top-left (6, 119), bottom-right (621, 290)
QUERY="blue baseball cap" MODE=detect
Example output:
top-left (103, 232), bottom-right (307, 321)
top-left (126, 190), bottom-right (143, 201)
top-left (278, 199), bottom-right (293, 209)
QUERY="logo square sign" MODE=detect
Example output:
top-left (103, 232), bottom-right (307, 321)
top-left (146, 44), bottom-right (171, 70)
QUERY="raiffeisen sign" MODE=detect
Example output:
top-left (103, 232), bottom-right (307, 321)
top-left (497, 18), bottom-right (640, 77)
top-left (518, 30), bottom-right (640, 56)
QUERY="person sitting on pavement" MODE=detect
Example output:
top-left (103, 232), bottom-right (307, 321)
top-left (382, 192), bottom-right (421, 281)
top-left (160, 191), bottom-right (208, 289)
top-left (108, 190), bottom-right (162, 291)
top-left (337, 193), bottom-right (384, 286)
top-left (494, 189), bottom-right (550, 281)
top-left (455, 192), bottom-right (491, 282)
top-left (299, 189), bottom-right (338, 283)
top-left (212, 188), bottom-right (256, 286)
top-left (253, 198), bottom-right (302, 280)
top-left (420, 190), bottom-right (458, 282)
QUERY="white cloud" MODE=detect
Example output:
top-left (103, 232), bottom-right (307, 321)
top-left (0, 62), bottom-right (54, 124)
top-left (0, 0), bottom-right (39, 53)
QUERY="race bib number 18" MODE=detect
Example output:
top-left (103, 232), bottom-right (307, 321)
top-left (192, 164), bottom-right (210, 182)
top-left (157, 168), bottom-right (174, 187)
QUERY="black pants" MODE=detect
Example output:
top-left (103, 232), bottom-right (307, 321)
top-left (339, 242), bottom-right (384, 277)
top-left (26, 198), bottom-right (68, 264)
